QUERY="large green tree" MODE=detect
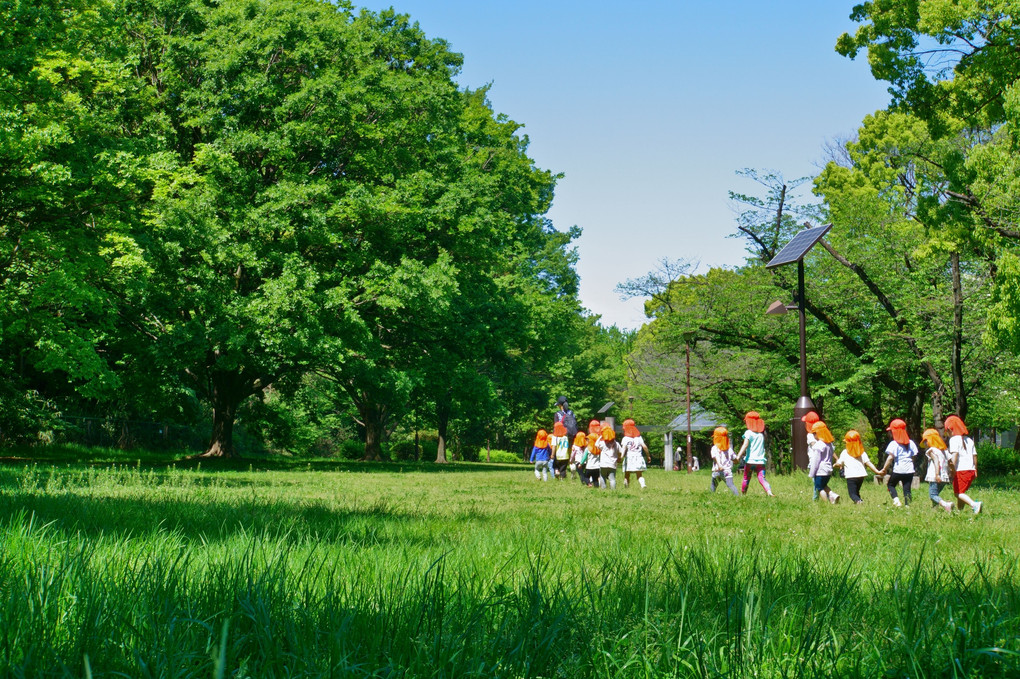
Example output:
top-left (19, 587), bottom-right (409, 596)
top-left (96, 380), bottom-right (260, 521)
top-left (0, 0), bottom-right (160, 438)
top-left (128, 0), bottom-right (474, 456)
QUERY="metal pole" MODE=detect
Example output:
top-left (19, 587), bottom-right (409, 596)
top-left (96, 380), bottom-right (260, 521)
top-left (686, 340), bottom-right (692, 473)
top-left (798, 260), bottom-right (808, 398)
top-left (792, 259), bottom-right (815, 471)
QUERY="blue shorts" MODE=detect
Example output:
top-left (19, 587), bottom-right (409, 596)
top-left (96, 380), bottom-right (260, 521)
top-left (813, 475), bottom-right (831, 492)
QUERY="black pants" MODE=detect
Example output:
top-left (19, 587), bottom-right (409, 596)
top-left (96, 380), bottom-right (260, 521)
top-left (887, 472), bottom-right (913, 504)
top-left (584, 468), bottom-right (600, 486)
top-left (846, 477), bottom-right (864, 504)
top-left (553, 460), bottom-right (569, 478)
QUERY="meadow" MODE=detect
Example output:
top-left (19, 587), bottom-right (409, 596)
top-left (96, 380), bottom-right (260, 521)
top-left (0, 452), bottom-right (1017, 678)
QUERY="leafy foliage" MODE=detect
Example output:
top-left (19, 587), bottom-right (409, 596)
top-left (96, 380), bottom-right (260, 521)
top-left (0, 0), bottom-right (625, 456)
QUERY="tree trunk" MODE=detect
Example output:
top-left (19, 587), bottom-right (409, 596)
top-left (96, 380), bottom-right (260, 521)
top-left (908, 390), bottom-right (925, 441)
top-left (358, 401), bottom-right (387, 461)
top-left (950, 251), bottom-right (967, 420)
top-left (435, 397), bottom-right (451, 463)
top-left (931, 388), bottom-right (945, 434)
top-left (865, 382), bottom-right (887, 448)
top-left (202, 370), bottom-right (250, 458)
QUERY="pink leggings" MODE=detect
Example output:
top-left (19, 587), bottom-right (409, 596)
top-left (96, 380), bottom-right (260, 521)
top-left (741, 464), bottom-right (772, 494)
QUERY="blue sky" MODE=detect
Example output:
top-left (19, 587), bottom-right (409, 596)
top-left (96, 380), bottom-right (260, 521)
top-left (357, 1), bottom-right (893, 329)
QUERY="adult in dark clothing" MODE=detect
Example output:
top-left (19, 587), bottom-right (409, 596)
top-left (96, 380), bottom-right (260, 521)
top-left (554, 396), bottom-right (579, 439)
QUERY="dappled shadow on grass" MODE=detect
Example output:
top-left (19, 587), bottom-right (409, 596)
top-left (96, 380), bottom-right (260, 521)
top-left (0, 487), bottom-right (477, 548)
top-left (0, 446), bottom-right (529, 474)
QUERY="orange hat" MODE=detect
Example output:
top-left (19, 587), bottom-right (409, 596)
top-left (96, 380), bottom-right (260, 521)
top-left (534, 429), bottom-right (549, 448)
top-left (801, 411), bottom-right (820, 426)
top-left (623, 418), bottom-right (639, 438)
top-left (573, 432), bottom-right (588, 447)
top-left (844, 430), bottom-right (864, 458)
top-left (553, 421), bottom-right (567, 437)
top-left (811, 421), bottom-right (835, 444)
top-left (921, 428), bottom-right (947, 450)
top-left (600, 424), bottom-right (616, 442)
top-left (712, 426), bottom-right (729, 450)
top-left (744, 411), bottom-right (765, 433)
top-left (944, 415), bottom-right (968, 436)
top-left (886, 419), bottom-right (909, 446)
top-left (588, 419), bottom-right (602, 435)
top-left (587, 432), bottom-right (598, 452)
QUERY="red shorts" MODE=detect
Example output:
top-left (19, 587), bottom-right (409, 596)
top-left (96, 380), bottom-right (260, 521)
top-left (953, 469), bottom-right (975, 495)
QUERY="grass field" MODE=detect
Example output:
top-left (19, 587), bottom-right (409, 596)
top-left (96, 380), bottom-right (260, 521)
top-left (0, 454), bottom-right (1017, 678)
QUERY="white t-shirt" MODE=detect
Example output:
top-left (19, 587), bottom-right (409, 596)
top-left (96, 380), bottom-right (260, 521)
top-left (836, 450), bottom-right (872, 479)
top-left (620, 435), bottom-right (646, 461)
top-left (808, 440), bottom-right (834, 478)
top-left (585, 446), bottom-right (601, 470)
top-left (925, 446), bottom-right (951, 483)
top-left (711, 445), bottom-right (736, 475)
top-left (742, 430), bottom-right (766, 465)
top-left (596, 439), bottom-right (620, 469)
top-left (948, 435), bottom-right (976, 472)
top-left (885, 440), bottom-right (918, 475)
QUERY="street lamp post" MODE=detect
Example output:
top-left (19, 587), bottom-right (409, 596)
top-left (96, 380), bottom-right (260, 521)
top-left (765, 224), bottom-right (831, 471)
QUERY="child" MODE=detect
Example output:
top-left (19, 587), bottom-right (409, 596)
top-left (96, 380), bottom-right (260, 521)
top-left (569, 431), bottom-right (587, 482)
top-left (877, 418), bottom-right (917, 506)
top-left (550, 421), bottom-right (571, 479)
top-left (833, 430), bottom-right (884, 504)
top-left (529, 429), bottom-right (551, 481)
top-left (945, 415), bottom-right (982, 514)
top-left (802, 410), bottom-right (820, 447)
top-left (584, 432), bottom-right (602, 488)
top-left (709, 426), bottom-right (739, 496)
top-left (921, 428), bottom-right (954, 512)
top-left (808, 421), bottom-right (839, 504)
top-left (596, 424), bottom-right (622, 490)
top-left (621, 418), bottom-right (650, 489)
top-left (737, 411), bottom-right (774, 496)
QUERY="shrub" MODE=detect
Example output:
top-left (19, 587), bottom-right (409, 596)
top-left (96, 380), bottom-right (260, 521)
top-left (481, 449), bottom-right (527, 464)
top-left (338, 439), bottom-right (365, 460)
top-left (390, 440), bottom-right (417, 461)
top-left (977, 442), bottom-right (1020, 475)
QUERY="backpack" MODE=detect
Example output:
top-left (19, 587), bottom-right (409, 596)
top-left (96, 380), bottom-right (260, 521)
top-left (562, 410), bottom-right (578, 439)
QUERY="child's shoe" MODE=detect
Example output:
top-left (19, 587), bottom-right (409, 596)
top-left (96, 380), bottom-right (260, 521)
top-left (829, 492), bottom-right (840, 505)
top-left (892, 497), bottom-right (902, 507)
top-left (973, 501), bottom-right (983, 514)
top-left (942, 501), bottom-right (953, 513)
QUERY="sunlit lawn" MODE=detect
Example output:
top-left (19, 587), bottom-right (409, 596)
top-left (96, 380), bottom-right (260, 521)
top-left (0, 454), bottom-right (1017, 677)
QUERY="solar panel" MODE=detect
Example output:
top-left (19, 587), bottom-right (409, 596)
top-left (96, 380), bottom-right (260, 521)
top-left (765, 224), bottom-right (832, 268)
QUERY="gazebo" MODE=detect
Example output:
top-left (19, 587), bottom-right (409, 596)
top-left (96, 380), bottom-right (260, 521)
top-left (664, 405), bottom-right (727, 470)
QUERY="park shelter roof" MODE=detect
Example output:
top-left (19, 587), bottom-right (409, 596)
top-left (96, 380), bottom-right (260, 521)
top-left (667, 405), bottom-right (727, 432)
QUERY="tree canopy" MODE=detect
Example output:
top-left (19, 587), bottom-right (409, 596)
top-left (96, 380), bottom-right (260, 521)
top-left (0, 0), bottom-right (627, 458)
top-left (621, 1), bottom-right (1020, 453)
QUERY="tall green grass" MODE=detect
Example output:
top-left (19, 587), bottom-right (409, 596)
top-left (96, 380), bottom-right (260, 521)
top-left (0, 462), bottom-right (1016, 677)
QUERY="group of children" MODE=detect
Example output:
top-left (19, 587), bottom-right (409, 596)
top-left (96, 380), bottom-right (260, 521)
top-left (529, 417), bottom-right (651, 490)
top-left (708, 411), bottom-right (776, 497)
top-left (707, 410), bottom-right (984, 512)
top-left (801, 411), bottom-right (983, 512)
top-left (532, 406), bottom-right (985, 512)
